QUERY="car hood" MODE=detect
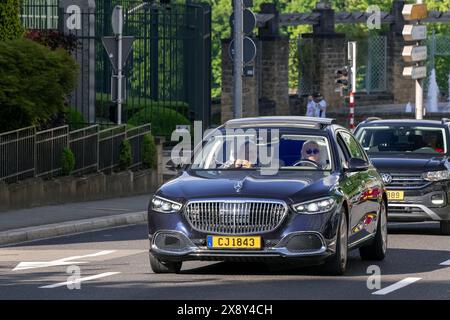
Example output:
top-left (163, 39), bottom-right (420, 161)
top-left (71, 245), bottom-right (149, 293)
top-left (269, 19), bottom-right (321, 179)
top-left (369, 153), bottom-right (450, 173)
top-left (157, 170), bottom-right (340, 204)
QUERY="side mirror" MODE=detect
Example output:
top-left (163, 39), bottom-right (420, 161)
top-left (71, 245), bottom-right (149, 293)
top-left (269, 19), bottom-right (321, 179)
top-left (345, 158), bottom-right (369, 172)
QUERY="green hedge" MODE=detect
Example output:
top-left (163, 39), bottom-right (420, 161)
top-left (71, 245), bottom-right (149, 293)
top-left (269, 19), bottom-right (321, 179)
top-left (0, 0), bottom-right (23, 41)
top-left (0, 39), bottom-right (78, 132)
top-left (142, 133), bottom-right (157, 169)
top-left (61, 147), bottom-right (75, 176)
top-left (119, 139), bottom-right (132, 170)
top-left (96, 93), bottom-right (190, 119)
top-left (128, 105), bottom-right (191, 140)
top-left (65, 108), bottom-right (86, 131)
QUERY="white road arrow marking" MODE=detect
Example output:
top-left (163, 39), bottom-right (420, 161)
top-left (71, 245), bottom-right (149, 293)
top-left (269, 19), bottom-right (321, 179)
top-left (12, 250), bottom-right (116, 271)
top-left (39, 272), bottom-right (121, 289)
top-left (372, 277), bottom-right (421, 295)
top-left (439, 259), bottom-right (450, 266)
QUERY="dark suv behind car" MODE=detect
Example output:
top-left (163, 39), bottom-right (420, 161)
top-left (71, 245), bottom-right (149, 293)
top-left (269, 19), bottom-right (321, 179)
top-left (355, 118), bottom-right (450, 234)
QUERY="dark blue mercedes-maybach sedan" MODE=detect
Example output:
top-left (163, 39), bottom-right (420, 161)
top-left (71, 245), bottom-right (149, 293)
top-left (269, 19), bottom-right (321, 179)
top-left (147, 117), bottom-right (388, 275)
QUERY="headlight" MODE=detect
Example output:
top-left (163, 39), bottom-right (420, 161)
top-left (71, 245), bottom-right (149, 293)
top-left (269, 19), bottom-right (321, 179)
top-left (422, 170), bottom-right (450, 182)
top-left (292, 197), bottom-right (336, 214)
top-left (151, 196), bottom-right (182, 213)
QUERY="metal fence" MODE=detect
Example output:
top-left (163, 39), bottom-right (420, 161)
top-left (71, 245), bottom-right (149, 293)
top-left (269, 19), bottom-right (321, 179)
top-left (20, 1), bottom-right (212, 136)
top-left (354, 35), bottom-right (387, 93)
top-left (0, 124), bottom-right (152, 184)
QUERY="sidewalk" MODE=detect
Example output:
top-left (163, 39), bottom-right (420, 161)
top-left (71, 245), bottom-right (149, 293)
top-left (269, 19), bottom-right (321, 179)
top-left (0, 194), bottom-right (151, 245)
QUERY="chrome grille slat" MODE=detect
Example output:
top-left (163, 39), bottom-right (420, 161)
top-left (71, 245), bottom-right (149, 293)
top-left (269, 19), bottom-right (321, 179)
top-left (184, 200), bottom-right (288, 235)
top-left (385, 173), bottom-right (429, 188)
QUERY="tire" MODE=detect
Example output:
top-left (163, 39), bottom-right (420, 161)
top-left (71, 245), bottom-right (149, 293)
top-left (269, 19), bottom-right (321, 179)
top-left (322, 210), bottom-right (348, 276)
top-left (359, 200), bottom-right (388, 261)
top-left (149, 253), bottom-right (182, 274)
top-left (440, 221), bottom-right (450, 235)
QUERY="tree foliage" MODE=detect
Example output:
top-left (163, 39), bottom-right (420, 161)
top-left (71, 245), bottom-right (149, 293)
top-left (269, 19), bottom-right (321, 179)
top-left (0, 0), bottom-right (23, 41)
top-left (210, 0), bottom-right (450, 97)
top-left (0, 39), bottom-right (78, 132)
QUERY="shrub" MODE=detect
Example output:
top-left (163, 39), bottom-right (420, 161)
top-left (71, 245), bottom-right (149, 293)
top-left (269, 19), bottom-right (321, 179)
top-left (25, 29), bottom-right (78, 52)
top-left (119, 139), bottom-right (132, 170)
top-left (142, 133), bottom-right (157, 169)
top-left (66, 108), bottom-right (86, 131)
top-left (0, 39), bottom-right (78, 132)
top-left (0, 0), bottom-right (23, 41)
top-left (95, 93), bottom-right (190, 121)
top-left (128, 106), bottom-right (191, 140)
top-left (61, 147), bottom-right (75, 176)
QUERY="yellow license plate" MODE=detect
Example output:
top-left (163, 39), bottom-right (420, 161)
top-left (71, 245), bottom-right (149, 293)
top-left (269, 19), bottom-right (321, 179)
top-left (207, 236), bottom-right (261, 249)
top-left (387, 190), bottom-right (404, 201)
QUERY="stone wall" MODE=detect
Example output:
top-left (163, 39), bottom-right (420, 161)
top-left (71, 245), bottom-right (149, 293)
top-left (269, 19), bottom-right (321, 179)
top-left (221, 39), bottom-right (259, 122)
top-left (0, 169), bottom-right (160, 212)
top-left (304, 33), bottom-right (346, 112)
top-left (0, 137), bottom-right (165, 212)
top-left (221, 36), bottom-right (290, 122)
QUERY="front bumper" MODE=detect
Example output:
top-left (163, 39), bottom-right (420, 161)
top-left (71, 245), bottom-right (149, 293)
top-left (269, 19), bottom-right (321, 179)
top-left (387, 182), bottom-right (450, 222)
top-left (149, 230), bottom-right (332, 263)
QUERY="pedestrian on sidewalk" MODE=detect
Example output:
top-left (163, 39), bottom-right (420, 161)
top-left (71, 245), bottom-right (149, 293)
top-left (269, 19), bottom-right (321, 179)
top-left (305, 95), bottom-right (316, 117)
top-left (313, 93), bottom-right (327, 118)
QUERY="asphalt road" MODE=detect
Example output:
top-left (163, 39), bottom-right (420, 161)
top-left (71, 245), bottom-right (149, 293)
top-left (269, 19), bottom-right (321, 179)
top-left (0, 221), bottom-right (449, 300)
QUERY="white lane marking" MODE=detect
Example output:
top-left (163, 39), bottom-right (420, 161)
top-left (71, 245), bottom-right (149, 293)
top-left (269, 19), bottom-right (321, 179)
top-left (13, 250), bottom-right (116, 271)
top-left (39, 272), bottom-right (121, 289)
top-left (372, 277), bottom-right (421, 295)
top-left (440, 259), bottom-right (450, 266)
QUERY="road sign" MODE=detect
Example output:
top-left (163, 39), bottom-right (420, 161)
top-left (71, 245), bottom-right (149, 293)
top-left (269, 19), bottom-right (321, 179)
top-left (402, 25), bottom-right (427, 42)
top-left (403, 66), bottom-right (427, 80)
top-left (230, 9), bottom-right (256, 35)
top-left (102, 36), bottom-right (134, 72)
top-left (111, 5), bottom-right (123, 35)
top-left (402, 45), bottom-right (427, 62)
top-left (244, 65), bottom-right (254, 77)
top-left (111, 75), bottom-right (126, 102)
top-left (402, 3), bottom-right (428, 21)
top-left (232, 0), bottom-right (253, 8)
top-left (229, 36), bottom-right (257, 64)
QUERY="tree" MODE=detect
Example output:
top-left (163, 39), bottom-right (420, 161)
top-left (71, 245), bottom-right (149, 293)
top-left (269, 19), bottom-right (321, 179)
top-left (0, 39), bottom-right (78, 132)
top-left (0, 0), bottom-right (23, 41)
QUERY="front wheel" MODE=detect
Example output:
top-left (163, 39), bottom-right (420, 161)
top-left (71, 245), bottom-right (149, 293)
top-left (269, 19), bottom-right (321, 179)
top-left (440, 221), bottom-right (450, 235)
top-left (359, 200), bottom-right (388, 261)
top-left (322, 210), bottom-right (348, 275)
top-left (149, 253), bottom-right (182, 274)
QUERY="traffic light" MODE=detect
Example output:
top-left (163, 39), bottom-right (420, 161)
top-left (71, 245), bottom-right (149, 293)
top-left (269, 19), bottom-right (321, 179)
top-left (335, 67), bottom-right (349, 96)
top-left (335, 67), bottom-right (349, 88)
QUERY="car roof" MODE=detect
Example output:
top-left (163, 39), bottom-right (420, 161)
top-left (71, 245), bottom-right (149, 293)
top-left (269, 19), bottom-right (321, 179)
top-left (358, 119), bottom-right (447, 127)
top-left (224, 116), bottom-right (335, 130)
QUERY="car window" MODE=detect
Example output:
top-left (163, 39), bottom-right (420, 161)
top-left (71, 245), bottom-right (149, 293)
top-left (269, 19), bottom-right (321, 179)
top-left (190, 128), bottom-right (333, 171)
top-left (355, 125), bottom-right (447, 154)
top-left (338, 131), bottom-right (367, 161)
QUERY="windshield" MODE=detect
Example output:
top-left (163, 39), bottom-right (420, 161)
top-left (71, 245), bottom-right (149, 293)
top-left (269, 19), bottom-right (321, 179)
top-left (190, 128), bottom-right (333, 171)
top-left (355, 125), bottom-right (447, 155)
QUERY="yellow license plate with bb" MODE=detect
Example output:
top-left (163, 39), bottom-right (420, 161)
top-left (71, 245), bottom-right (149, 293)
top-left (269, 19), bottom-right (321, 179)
top-left (207, 236), bottom-right (261, 249)
top-left (387, 190), bottom-right (404, 201)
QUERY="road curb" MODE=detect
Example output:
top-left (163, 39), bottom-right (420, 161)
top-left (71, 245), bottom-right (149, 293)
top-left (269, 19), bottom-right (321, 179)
top-left (0, 211), bottom-right (148, 246)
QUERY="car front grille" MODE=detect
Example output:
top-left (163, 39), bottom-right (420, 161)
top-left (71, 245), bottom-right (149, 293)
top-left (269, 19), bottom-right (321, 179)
top-left (184, 200), bottom-right (288, 235)
top-left (386, 173), bottom-right (430, 189)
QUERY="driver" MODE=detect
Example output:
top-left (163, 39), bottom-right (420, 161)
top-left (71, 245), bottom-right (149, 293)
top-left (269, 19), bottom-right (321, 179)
top-left (299, 140), bottom-right (322, 168)
top-left (222, 141), bottom-right (257, 169)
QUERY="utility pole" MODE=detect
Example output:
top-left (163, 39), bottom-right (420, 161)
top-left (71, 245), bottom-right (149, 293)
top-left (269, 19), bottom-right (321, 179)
top-left (415, 0), bottom-right (424, 120)
top-left (402, 0), bottom-right (428, 120)
top-left (114, 6), bottom-right (124, 125)
top-left (233, 0), bottom-right (244, 118)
